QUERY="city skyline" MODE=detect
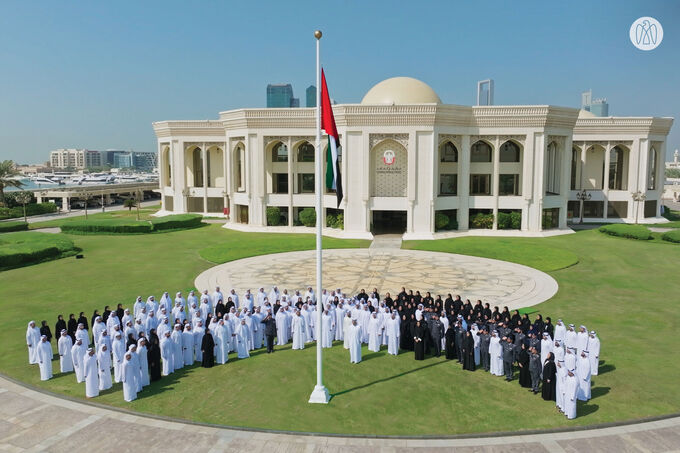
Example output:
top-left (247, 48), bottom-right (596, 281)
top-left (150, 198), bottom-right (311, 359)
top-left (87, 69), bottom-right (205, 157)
top-left (0, 0), bottom-right (678, 163)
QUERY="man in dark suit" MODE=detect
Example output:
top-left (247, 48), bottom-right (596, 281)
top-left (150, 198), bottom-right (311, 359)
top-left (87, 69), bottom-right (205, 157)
top-left (261, 311), bottom-right (277, 353)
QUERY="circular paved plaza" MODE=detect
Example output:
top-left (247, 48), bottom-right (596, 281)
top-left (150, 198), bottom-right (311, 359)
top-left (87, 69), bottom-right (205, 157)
top-left (194, 248), bottom-right (558, 310)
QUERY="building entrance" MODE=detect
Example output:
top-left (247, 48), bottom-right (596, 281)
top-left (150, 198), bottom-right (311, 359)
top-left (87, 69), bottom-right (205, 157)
top-left (372, 210), bottom-right (407, 234)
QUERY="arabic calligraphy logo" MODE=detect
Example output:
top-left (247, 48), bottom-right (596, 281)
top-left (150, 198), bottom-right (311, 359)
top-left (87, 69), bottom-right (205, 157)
top-left (630, 17), bottom-right (663, 51)
top-left (383, 150), bottom-right (396, 165)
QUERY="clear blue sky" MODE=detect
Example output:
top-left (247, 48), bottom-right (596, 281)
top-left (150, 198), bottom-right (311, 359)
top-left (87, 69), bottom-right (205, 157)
top-left (1, 0), bottom-right (678, 163)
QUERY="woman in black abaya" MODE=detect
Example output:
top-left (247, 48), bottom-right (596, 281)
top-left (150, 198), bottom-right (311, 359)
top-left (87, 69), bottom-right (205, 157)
top-left (147, 330), bottom-right (162, 382)
top-left (412, 320), bottom-right (426, 360)
top-left (201, 330), bottom-right (216, 368)
top-left (541, 352), bottom-right (557, 401)
top-left (462, 331), bottom-right (475, 371)
top-left (518, 342), bottom-right (531, 388)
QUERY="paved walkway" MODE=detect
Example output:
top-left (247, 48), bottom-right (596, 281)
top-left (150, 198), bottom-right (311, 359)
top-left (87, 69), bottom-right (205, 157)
top-left (194, 247), bottom-right (558, 310)
top-left (0, 375), bottom-right (678, 452)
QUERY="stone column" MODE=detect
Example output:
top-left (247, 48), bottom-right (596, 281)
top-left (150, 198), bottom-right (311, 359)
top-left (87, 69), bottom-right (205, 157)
top-left (603, 143), bottom-right (611, 219)
top-left (287, 138), bottom-right (294, 226)
top-left (458, 135), bottom-right (471, 231)
top-left (492, 136), bottom-right (500, 230)
top-left (202, 144), bottom-right (208, 213)
top-left (62, 196), bottom-right (70, 212)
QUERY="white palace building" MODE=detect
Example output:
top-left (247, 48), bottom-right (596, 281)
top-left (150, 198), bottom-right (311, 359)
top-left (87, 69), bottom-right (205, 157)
top-left (153, 77), bottom-right (673, 239)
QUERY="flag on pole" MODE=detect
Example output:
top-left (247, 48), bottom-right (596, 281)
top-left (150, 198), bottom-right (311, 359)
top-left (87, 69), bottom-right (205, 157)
top-left (321, 69), bottom-right (343, 205)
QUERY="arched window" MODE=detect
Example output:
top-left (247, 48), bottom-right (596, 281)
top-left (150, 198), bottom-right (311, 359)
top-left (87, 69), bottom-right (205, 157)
top-left (440, 141), bottom-right (458, 162)
top-left (235, 145), bottom-right (245, 192)
top-left (272, 142), bottom-right (288, 162)
top-left (471, 141), bottom-right (492, 162)
top-left (297, 142), bottom-right (315, 162)
top-left (545, 141), bottom-right (560, 195)
top-left (647, 147), bottom-right (658, 190)
top-left (570, 146), bottom-right (579, 190)
top-left (499, 141), bottom-right (520, 162)
top-left (192, 148), bottom-right (203, 187)
top-left (608, 146), bottom-right (626, 190)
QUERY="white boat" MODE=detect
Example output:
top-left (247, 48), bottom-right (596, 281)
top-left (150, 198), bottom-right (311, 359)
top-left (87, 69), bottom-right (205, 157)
top-left (73, 174), bottom-right (116, 185)
top-left (30, 176), bottom-right (60, 185)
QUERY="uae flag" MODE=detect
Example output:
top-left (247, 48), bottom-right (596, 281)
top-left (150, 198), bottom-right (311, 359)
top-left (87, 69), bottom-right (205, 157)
top-left (321, 69), bottom-right (343, 205)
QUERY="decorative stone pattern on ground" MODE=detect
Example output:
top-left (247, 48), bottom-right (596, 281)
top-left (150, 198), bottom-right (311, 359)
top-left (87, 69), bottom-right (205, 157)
top-left (0, 376), bottom-right (679, 452)
top-left (195, 248), bottom-right (559, 310)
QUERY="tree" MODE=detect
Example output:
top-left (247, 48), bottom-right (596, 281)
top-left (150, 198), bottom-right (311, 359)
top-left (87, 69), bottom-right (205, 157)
top-left (81, 192), bottom-right (92, 219)
top-left (0, 160), bottom-right (25, 207)
top-left (14, 191), bottom-right (33, 223)
top-left (665, 168), bottom-right (680, 179)
top-left (123, 198), bottom-right (137, 211)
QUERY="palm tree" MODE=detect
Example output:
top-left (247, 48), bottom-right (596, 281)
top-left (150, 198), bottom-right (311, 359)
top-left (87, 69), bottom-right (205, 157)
top-left (0, 160), bottom-right (25, 207)
top-left (14, 191), bottom-right (33, 223)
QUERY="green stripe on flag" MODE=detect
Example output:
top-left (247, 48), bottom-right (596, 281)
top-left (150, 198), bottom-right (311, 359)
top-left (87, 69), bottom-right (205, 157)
top-left (325, 140), bottom-right (334, 189)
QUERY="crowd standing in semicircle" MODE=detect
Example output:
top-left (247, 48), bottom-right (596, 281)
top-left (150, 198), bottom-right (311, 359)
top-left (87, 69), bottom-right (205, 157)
top-left (25, 285), bottom-right (600, 418)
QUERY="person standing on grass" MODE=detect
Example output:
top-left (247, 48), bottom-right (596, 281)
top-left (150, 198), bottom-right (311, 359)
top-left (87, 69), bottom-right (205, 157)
top-left (83, 348), bottom-right (99, 398)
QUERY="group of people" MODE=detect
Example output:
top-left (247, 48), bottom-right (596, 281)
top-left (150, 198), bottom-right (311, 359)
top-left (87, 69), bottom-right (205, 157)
top-left (25, 286), bottom-right (600, 419)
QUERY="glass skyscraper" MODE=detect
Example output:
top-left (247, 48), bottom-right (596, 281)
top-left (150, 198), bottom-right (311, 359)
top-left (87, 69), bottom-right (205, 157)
top-left (306, 85), bottom-right (316, 107)
top-left (267, 84), bottom-right (294, 107)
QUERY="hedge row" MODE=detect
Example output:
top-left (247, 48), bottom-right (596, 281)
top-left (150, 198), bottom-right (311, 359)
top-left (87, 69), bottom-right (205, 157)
top-left (0, 221), bottom-right (29, 233)
top-left (598, 224), bottom-right (652, 240)
top-left (60, 214), bottom-right (204, 234)
top-left (0, 202), bottom-right (58, 220)
top-left (0, 232), bottom-right (77, 270)
top-left (150, 214), bottom-right (204, 231)
top-left (661, 229), bottom-right (680, 243)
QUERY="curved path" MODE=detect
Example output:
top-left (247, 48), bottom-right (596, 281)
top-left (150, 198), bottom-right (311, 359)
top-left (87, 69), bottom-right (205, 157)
top-left (195, 248), bottom-right (558, 311)
top-left (0, 375), bottom-right (678, 452)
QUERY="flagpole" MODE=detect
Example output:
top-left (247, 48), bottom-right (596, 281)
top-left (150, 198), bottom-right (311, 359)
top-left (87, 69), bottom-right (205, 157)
top-left (309, 29), bottom-right (330, 404)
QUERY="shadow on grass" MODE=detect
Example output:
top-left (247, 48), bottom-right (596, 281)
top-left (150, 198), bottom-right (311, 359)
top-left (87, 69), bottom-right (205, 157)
top-left (579, 402), bottom-right (600, 416)
top-left (590, 386), bottom-right (610, 399)
top-left (598, 361), bottom-right (615, 375)
top-left (330, 359), bottom-right (447, 400)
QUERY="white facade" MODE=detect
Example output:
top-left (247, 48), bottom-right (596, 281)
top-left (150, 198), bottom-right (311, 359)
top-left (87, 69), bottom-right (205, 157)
top-left (152, 77), bottom-right (673, 239)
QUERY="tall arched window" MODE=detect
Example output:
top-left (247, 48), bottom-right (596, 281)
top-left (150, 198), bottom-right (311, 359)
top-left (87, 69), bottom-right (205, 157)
top-left (499, 141), bottom-right (520, 162)
top-left (440, 141), bottom-right (458, 162)
top-left (647, 147), bottom-right (658, 190)
top-left (608, 146), bottom-right (626, 190)
top-left (297, 142), bottom-right (315, 162)
top-left (545, 141), bottom-right (561, 195)
top-left (570, 146), bottom-right (579, 190)
top-left (235, 145), bottom-right (245, 192)
top-left (192, 148), bottom-right (203, 187)
top-left (471, 141), bottom-right (492, 162)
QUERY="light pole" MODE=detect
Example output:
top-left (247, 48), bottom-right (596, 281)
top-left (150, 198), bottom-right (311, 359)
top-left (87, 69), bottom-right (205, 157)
top-left (576, 189), bottom-right (591, 224)
top-left (631, 191), bottom-right (646, 224)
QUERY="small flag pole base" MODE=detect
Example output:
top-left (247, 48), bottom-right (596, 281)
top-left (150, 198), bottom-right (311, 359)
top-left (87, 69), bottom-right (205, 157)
top-left (308, 384), bottom-right (330, 404)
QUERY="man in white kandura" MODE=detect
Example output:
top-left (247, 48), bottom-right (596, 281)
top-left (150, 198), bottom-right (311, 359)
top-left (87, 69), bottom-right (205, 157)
top-left (321, 309), bottom-right (334, 348)
top-left (235, 319), bottom-right (250, 359)
top-left (385, 312), bottom-right (400, 355)
top-left (26, 321), bottom-right (41, 365)
top-left (160, 331), bottom-right (173, 375)
top-left (348, 319), bottom-right (363, 364)
top-left (588, 331), bottom-right (600, 375)
top-left (58, 329), bottom-right (73, 373)
top-left (121, 353), bottom-right (137, 402)
top-left (71, 338), bottom-right (87, 383)
top-left (343, 311), bottom-right (353, 349)
top-left (83, 348), bottom-right (99, 398)
top-left (563, 369), bottom-right (579, 419)
top-left (367, 312), bottom-right (382, 352)
top-left (97, 344), bottom-right (112, 391)
top-left (577, 350), bottom-right (591, 401)
top-left (37, 335), bottom-right (53, 381)
top-left (291, 309), bottom-right (306, 350)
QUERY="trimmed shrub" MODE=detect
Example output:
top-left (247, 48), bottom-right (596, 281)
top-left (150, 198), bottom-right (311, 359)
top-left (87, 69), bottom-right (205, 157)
top-left (510, 211), bottom-right (522, 229)
top-left (0, 221), bottom-right (29, 233)
top-left (151, 214), bottom-right (204, 231)
top-left (661, 229), bottom-right (680, 243)
top-left (61, 219), bottom-right (153, 234)
top-left (598, 224), bottom-right (652, 240)
top-left (497, 212), bottom-right (511, 229)
top-left (333, 213), bottom-right (344, 230)
top-left (266, 207), bottom-right (282, 226)
top-left (471, 213), bottom-right (494, 229)
top-left (0, 202), bottom-right (57, 220)
top-left (435, 212), bottom-right (449, 230)
top-left (0, 232), bottom-right (76, 270)
top-left (299, 208), bottom-right (316, 227)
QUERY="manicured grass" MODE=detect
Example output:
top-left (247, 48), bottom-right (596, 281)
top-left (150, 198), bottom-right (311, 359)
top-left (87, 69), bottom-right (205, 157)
top-left (0, 232), bottom-right (77, 270)
top-left (0, 220), bottom-right (28, 232)
top-left (0, 227), bottom-right (678, 435)
top-left (403, 236), bottom-right (578, 272)
top-left (29, 205), bottom-right (161, 229)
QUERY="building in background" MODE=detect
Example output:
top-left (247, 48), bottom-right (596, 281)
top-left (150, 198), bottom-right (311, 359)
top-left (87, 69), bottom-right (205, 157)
top-left (290, 97), bottom-right (300, 108)
top-left (49, 149), bottom-right (101, 169)
top-left (267, 84), bottom-right (296, 108)
top-left (101, 150), bottom-right (157, 170)
top-left (581, 90), bottom-right (609, 116)
top-left (154, 76), bottom-right (672, 237)
top-left (477, 79), bottom-right (494, 106)
top-left (306, 85), bottom-right (316, 107)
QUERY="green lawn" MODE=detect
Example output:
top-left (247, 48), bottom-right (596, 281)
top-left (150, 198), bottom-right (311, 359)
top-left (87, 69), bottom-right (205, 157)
top-left (0, 225), bottom-right (679, 435)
